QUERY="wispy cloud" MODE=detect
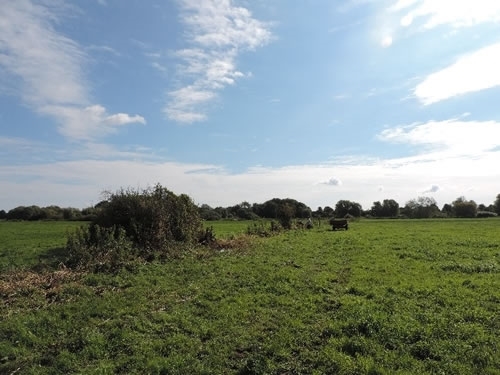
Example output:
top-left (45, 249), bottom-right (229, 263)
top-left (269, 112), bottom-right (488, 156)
top-left (0, 135), bottom-right (157, 168)
top-left (86, 44), bottom-right (121, 56)
top-left (414, 43), bottom-right (500, 105)
top-left (0, 1), bottom-right (87, 106)
top-left (40, 105), bottom-right (145, 140)
top-left (384, 1), bottom-right (500, 104)
top-left (333, 94), bottom-right (351, 100)
top-left (151, 62), bottom-right (168, 73)
top-left (165, 0), bottom-right (272, 123)
top-left (0, 0), bottom-right (145, 140)
top-left (392, 0), bottom-right (500, 29)
top-left (0, 136), bottom-right (38, 148)
top-left (378, 119), bottom-right (500, 155)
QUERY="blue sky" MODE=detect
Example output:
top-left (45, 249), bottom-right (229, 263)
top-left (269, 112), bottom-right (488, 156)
top-left (1, 0), bottom-right (500, 211)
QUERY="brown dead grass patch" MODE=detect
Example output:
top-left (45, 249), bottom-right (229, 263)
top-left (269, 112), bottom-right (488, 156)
top-left (0, 266), bottom-right (85, 298)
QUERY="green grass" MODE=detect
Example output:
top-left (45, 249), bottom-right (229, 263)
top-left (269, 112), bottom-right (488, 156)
top-left (0, 221), bottom-right (86, 272)
top-left (1, 219), bottom-right (499, 374)
top-left (205, 219), bottom-right (257, 238)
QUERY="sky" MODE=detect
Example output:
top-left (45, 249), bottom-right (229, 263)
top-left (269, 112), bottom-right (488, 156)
top-left (1, 0), bottom-right (500, 211)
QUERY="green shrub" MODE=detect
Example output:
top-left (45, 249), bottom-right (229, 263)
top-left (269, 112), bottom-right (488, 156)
top-left (94, 184), bottom-right (201, 250)
top-left (277, 204), bottom-right (294, 229)
top-left (65, 184), bottom-right (203, 269)
top-left (476, 211), bottom-right (498, 218)
top-left (66, 224), bottom-right (133, 271)
top-left (246, 221), bottom-right (274, 237)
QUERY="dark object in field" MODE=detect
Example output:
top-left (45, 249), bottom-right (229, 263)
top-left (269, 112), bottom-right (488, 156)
top-left (330, 218), bottom-right (348, 230)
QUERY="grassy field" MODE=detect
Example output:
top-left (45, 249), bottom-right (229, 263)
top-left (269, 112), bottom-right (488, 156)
top-left (0, 221), bottom-right (85, 272)
top-left (1, 219), bottom-right (499, 374)
top-left (205, 220), bottom-right (254, 238)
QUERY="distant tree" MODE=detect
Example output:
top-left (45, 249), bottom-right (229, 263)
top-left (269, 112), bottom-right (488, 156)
top-left (477, 204), bottom-right (495, 212)
top-left (252, 203), bottom-right (260, 216)
top-left (94, 200), bottom-right (109, 211)
top-left (7, 205), bottom-right (43, 220)
top-left (312, 207), bottom-right (323, 218)
top-left (402, 197), bottom-right (439, 218)
top-left (441, 203), bottom-right (453, 217)
top-left (260, 200), bottom-right (279, 218)
top-left (43, 205), bottom-right (64, 220)
top-left (214, 206), bottom-right (229, 219)
top-left (277, 203), bottom-right (294, 229)
top-left (0, 210), bottom-right (6, 219)
top-left (255, 198), bottom-right (311, 219)
top-left (495, 194), bottom-right (500, 215)
top-left (371, 201), bottom-right (383, 217)
top-left (372, 200), bottom-right (399, 217)
top-left (240, 201), bottom-right (252, 210)
top-left (323, 206), bottom-right (334, 218)
top-left (199, 204), bottom-right (222, 221)
top-left (81, 206), bottom-right (98, 221)
top-left (228, 202), bottom-right (259, 220)
top-left (334, 200), bottom-right (362, 218)
top-left (63, 207), bottom-right (81, 220)
top-left (296, 203), bottom-right (312, 218)
top-left (452, 197), bottom-right (477, 218)
top-left (382, 199), bottom-right (399, 217)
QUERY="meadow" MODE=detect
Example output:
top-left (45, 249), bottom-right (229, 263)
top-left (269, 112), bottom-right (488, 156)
top-left (1, 219), bottom-right (499, 374)
top-left (0, 221), bottom-right (85, 272)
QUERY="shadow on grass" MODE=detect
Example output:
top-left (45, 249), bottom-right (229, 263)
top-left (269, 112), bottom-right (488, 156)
top-left (0, 247), bottom-right (71, 273)
top-left (32, 247), bottom-right (69, 271)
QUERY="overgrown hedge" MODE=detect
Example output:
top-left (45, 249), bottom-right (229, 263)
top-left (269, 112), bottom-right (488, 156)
top-left (66, 184), bottom-right (203, 270)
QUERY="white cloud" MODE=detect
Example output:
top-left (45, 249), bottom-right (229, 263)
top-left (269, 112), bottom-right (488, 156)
top-left (105, 112), bottom-right (146, 126)
top-left (423, 184), bottom-right (440, 193)
top-left (0, 1), bottom-right (88, 106)
top-left (378, 119), bottom-right (500, 155)
top-left (393, 0), bottom-right (500, 29)
top-left (400, 14), bottom-right (414, 26)
top-left (390, 0), bottom-right (419, 12)
top-left (165, 85), bottom-right (218, 122)
top-left (415, 43), bottom-right (500, 104)
top-left (151, 62), bottom-right (167, 73)
top-left (165, 0), bottom-right (272, 123)
top-left (41, 105), bottom-right (145, 140)
top-left (0, 0), bottom-right (145, 140)
top-left (322, 177), bottom-right (343, 186)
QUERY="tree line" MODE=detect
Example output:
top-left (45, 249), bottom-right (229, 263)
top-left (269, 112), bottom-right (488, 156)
top-left (0, 205), bottom-right (100, 221)
top-left (1, 194), bottom-right (500, 222)
top-left (199, 195), bottom-right (500, 220)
